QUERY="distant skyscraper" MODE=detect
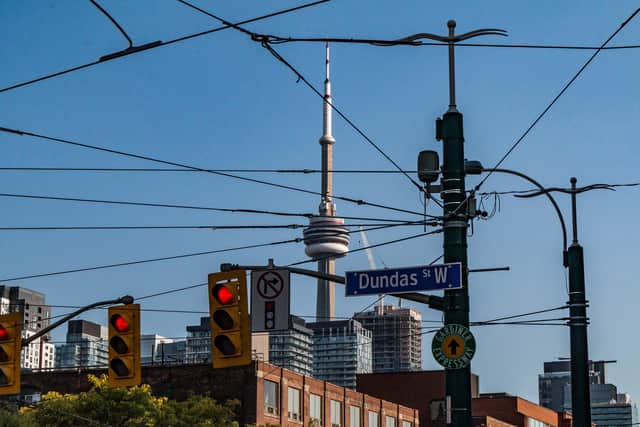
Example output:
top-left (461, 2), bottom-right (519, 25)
top-left (0, 286), bottom-right (55, 370)
top-left (268, 315), bottom-right (313, 376)
top-left (538, 359), bottom-right (638, 425)
top-left (303, 43), bottom-right (350, 321)
top-left (354, 304), bottom-right (422, 373)
top-left (308, 319), bottom-right (372, 389)
top-left (55, 319), bottom-right (107, 369)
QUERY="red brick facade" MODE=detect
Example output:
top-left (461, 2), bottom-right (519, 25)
top-left (22, 362), bottom-right (419, 426)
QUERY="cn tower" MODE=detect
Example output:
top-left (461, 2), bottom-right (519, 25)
top-left (303, 44), bottom-right (350, 321)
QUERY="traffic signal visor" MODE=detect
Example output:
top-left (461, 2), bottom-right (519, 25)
top-left (208, 271), bottom-right (250, 368)
top-left (108, 304), bottom-right (141, 387)
top-left (0, 312), bottom-right (23, 395)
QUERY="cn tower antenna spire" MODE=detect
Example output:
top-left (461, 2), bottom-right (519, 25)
top-left (303, 42), bottom-right (349, 321)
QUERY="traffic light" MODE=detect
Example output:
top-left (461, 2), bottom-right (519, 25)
top-left (208, 271), bottom-right (251, 368)
top-left (107, 304), bottom-right (141, 387)
top-left (0, 312), bottom-right (22, 395)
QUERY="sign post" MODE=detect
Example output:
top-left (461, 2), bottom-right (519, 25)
top-left (431, 324), bottom-right (476, 369)
top-left (251, 270), bottom-right (290, 332)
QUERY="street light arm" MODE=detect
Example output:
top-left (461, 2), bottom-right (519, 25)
top-left (22, 295), bottom-right (133, 347)
top-left (482, 167), bottom-right (568, 267)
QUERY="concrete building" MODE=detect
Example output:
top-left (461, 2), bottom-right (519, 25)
top-left (140, 335), bottom-right (185, 365)
top-left (185, 317), bottom-right (212, 364)
top-left (354, 304), bottom-right (422, 373)
top-left (308, 319), bottom-right (372, 389)
top-left (21, 361), bottom-right (420, 427)
top-left (55, 320), bottom-right (107, 369)
top-left (0, 286), bottom-right (55, 370)
top-left (268, 315), bottom-right (313, 376)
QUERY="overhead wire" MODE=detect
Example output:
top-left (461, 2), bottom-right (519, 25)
top-left (132, 228), bottom-right (443, 302)
top-left (0, 221), bottom-right (431, 232)
top-left (0, 127), bottom-right (428, 218)
top-left (0, 223), bottom-right (431, 283)
top-left (0, 191), bottom-right (432, 221)
top-left (474, 7), bottom-right (640, 193)
top-left (0, 0), bottom-right (332, 94)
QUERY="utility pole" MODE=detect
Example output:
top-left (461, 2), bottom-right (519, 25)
top-left (567, 177), bottom-right (592, 427)
top-left (429, 21), bottom-right (505, 426)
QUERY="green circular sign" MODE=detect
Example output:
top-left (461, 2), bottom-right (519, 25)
top-left (431, 324), bottom-right (476, 369)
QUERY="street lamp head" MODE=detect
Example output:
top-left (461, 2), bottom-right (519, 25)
top-left (417, 150), bottom-right (440, 184)
top-left (119, 295), bottom-right (134, 305)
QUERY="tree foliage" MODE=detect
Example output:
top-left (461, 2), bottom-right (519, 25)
top-left (7, 374), bottom-right (240, 426)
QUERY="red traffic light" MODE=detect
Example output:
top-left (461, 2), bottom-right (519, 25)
top-left (0, 326), bottom-right (7, 341)
top-left (213, 284), bottom-right (234, 305)
top-left (111, 314), bottom-right (130, 333)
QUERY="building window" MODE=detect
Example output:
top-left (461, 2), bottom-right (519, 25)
top-left (263, 380), bottom-right (278, 416)
top-left (527, 419), bottom-right (551, 427)
top-left (349, 406), bottom-right (361, 427)
top-left (330, 400), bottom-right (341, 427)
top-left (402, 421), bottom-right (412, 427)
top-left (385, 415), bottom-right (396, 427)
top-left (368, 411), bottom-right (379, 427)
top-left (288, 387), bottom-right (301, 421)
top-left (310, 393), bottom-right (322, 426)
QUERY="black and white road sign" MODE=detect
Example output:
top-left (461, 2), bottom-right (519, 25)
top-left (251, 270), bottom-right (290, 332)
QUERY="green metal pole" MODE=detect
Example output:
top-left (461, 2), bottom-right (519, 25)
top-left (441, 109), bottom-right (471, 426)
top-left (567, 177), bottom-right (591, 427)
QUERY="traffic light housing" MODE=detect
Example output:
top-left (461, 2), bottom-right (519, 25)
top-left (107, 304), bottom-right (141, 387)
top-left (208, 271), bottom-right (251, 368)
top-left (0, 312), bottom-right (22, 395)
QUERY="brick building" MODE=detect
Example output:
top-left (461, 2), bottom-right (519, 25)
top-left (357, 371), bottom-right (575, 427)
top-left (21, 361), bottom-right (419, 426)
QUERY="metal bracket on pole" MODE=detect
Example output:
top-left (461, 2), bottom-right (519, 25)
top-left (22, 295), bottom-right (134, 347)
top-left (220, 260), bottom-right (445, 311)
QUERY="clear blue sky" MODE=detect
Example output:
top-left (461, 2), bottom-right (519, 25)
top-left (1, 1), bottom-right (639, 404)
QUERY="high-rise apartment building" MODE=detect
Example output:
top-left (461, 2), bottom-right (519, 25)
top-left (307, 319), bottom-right (372, 389)
top-left (55, 319), bottom-right (107, 369)
top-left (140, 334), bottom-right (185, 365)
top-left (353, 304), bottom-right (422, 373)
top-left (185, 316), bottom-right (273, 365)
top-left (0, 286), bottom-right (55, 370)
top-left (268, 315), bottom-right (313, 377)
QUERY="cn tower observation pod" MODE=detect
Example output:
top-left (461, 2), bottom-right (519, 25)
top-left (303, 216), bottom-right (350, 259)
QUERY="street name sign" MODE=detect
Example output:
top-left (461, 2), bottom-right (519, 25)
top-left (431, 324), bottom-right (476, 369)
top-left (251, 269), bottom-right (290, 332)
top-left (345, 263), bottom-right (462, 297)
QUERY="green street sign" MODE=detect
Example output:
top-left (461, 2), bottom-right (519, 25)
top-left (431, 324), bottom-right (476, 369)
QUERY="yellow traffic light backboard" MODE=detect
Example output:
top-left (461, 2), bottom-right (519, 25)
top-left (208, 271), bottom-right (251, 369)
top-left (0, 312), bottom-right (23, 395)
top-left (107, 304), bottom-right (141, 387)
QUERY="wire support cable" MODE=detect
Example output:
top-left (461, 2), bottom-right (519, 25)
top-left (0, 0), bottom-right (331, 94)
top-left (177, 2), bottom-right (427, 197)
top-left (0, 127), bottom-right (427, 218)
top-left (248, 34), bottom-right (640, 51)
